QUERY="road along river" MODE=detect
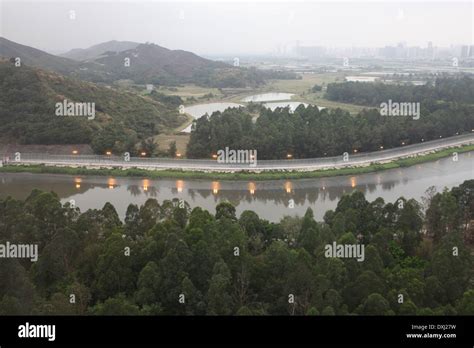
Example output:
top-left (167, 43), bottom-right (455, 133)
top-left (0, 152), bottom-right (472, 221)
top-left (1, 134), bottom-right (473, 172)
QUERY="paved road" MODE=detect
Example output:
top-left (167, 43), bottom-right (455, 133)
top-left (2, 134), bottom-right (473, 172)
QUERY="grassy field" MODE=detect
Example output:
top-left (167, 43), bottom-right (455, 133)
top-left (300, 94), bottom-right (367, 114)
top-left (2, 145), bottom-right (472, 181)
top-left (158, 85), bottom-right (224, 99)
top-left (153, 133), bottom-right (190, 156)
top-left (263, 73), bottom-right (345, 94)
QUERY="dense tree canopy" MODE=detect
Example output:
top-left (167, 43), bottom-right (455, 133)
top-left (0, 180), bottom-right (472, 315)
top-left (186, 104), bottom-right (473, 159)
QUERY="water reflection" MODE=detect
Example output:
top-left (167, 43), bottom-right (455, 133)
top-left (142, 179), bottom-right (150, 192)
top-left (350, 176), bottom-right (357, 188)
top-left (241, 93), bottom-right (295, 102)
top-left (107, 177), bottom-right (116, 189)
top-left (212, 181), bottom-right (220, 195)
top-left (74, 177), bottom-right (82, 189)
top-left (248, 182), bottom-right (256, 195)
top-left (0, 153), bottom-right (472, 221)
top-left (176, 180), bottom-right (184, 193)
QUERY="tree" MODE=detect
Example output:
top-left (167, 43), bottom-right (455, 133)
top-left (135, 261), bottom-right (161, 307)
top-left (168, 141), bottom-right (177, 157)
top-left (91, 294), bottom-right (140, 315)
top-left (215, 201), bottom-right (236, 221)
top-left (140, 138), bottom-right (157, 157)
top-left (357, 293), bottom-right (390, 315)
top-left (456, 290), bottom-right (474, 315)
top-left (207, 260), bottom-right (233, 315)
top-left (93, 233), bottom-right (136, 301)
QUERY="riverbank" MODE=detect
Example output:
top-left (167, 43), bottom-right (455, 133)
top-left (1, 144), bottom-right (472, 181)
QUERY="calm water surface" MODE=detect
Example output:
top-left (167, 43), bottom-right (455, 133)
top-left (241, 93), bottom-right (294, 102)
top-left (0, 153), bottom-right (472, 221)
top-left (181, 102), bottom-right (243, 132)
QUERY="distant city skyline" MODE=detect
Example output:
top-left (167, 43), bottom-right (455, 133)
top-left (1, 1), bottom-right (472, 55)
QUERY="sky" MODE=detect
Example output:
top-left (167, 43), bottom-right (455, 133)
top-left (1, 0), bottom-right (472, 55)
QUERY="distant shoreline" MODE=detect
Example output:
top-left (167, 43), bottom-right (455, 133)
top-left (1, 145), bottom-right (472, 181)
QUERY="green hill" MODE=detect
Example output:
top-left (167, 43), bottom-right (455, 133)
top-left (0, 59), bottom-right (187, 154)
top-left (60, 40), bottom-right (140, 62)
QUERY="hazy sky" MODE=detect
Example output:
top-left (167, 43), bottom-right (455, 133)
top-left (1, 0), bottom-right (472, 55)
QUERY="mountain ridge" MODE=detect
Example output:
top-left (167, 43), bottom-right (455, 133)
top-left (0, 37), bottom-right (299, 87)
top-left (60, 40), bottom-right (140, 61)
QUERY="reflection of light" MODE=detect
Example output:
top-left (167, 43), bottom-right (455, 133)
top-left (211, 181), bottom-right (220, 195)
top-left (353, 149), bottom-right (358, 153)
top-left (439, 135), bottom-right (442, 138)
top-left (287, 153), bottom-right (293, 159)
top-left (72, 150), bottom-right (78, 155)
top-left (176, 180), bottom-right (184, 193)
top-left (248, 182), bottom-right (256, 195)
top-left (284, 181), bottom-right (293, 193)
top-left (108, 178), bottom-right (116, 189)
top-left (322, 186), bottom-right (326, 190)
top-left (212, 154), bottom-right (218, 159)
top-left (176, 153), bottom-right (182, 158)
top-left (401, 142), bottom-right (405, 145)
top-left (350, 177), bottom-right (356, 188)
top-left (142, 179), bottom-right (150, 191)
top-left (74, 177), bottom-right (82, 189)
top-left (106, 151), bottom-right (112, 156)
top-left (379, 146), bottom-right (384, 150)
top-left (421, 138), bottom-right (424, 142)
top-left (140, 152), bottom-right (146, 156)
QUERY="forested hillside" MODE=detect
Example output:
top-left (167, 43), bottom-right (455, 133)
top-left (0, 181), bottom-right (472, 315)
top-left (0, 60), bottom-right (186, 154)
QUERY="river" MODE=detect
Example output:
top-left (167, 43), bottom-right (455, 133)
top-left (0, 152), bottom-right (472, 222)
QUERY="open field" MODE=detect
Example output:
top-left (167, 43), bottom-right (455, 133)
top-left (158, 84), bottom-right (224, 99)
top-left (300, 94), bottom-right (367, 114)
top-left (153, 133), bottom-right (190, 156)
top-left (262, 72), bottom-right (345, 93)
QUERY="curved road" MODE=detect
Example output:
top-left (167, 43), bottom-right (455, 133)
top-left (2, 134), bottom-right (473, 173)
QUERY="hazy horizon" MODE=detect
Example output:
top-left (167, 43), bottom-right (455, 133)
top-left (1, 0), bottom-right (473, 56)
